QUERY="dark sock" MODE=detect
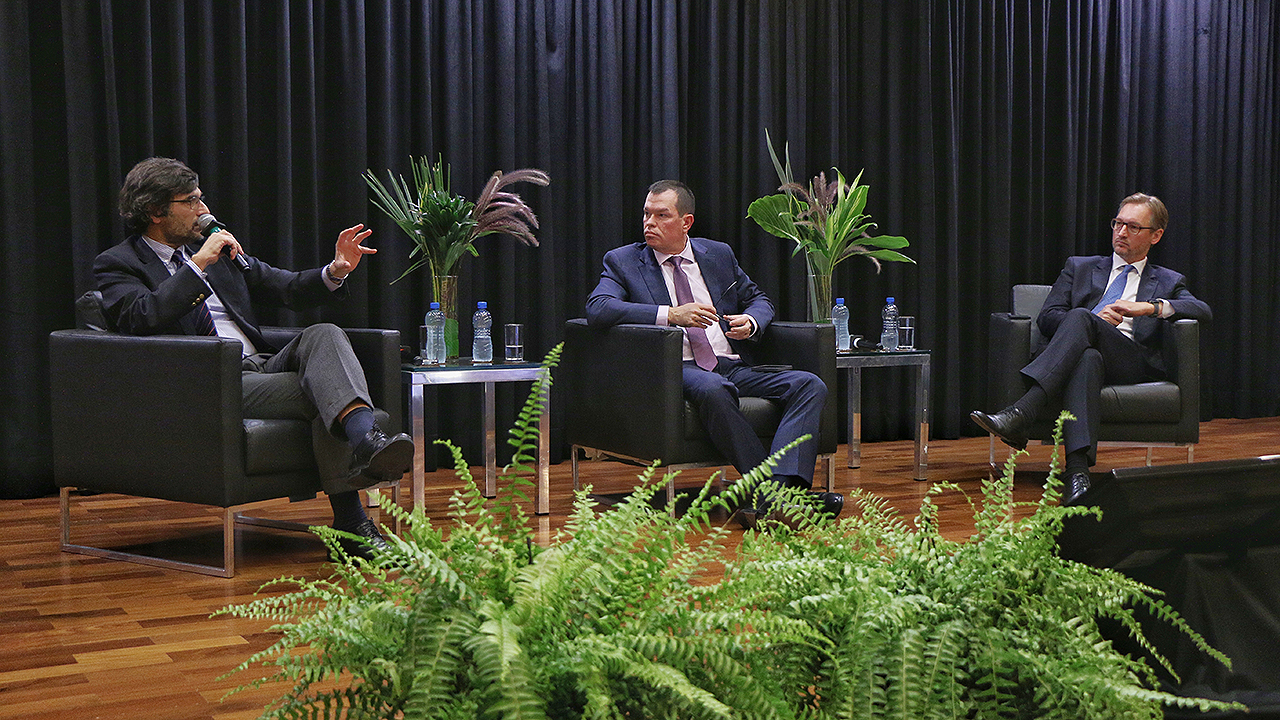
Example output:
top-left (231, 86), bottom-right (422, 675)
top-left (329, 490), bottom-right (369, 529)
top-left (1065, 448), bottom-right (1091, 474)
top-left (342, 406), bottom-right (377, 446)
top-left (1013, 384), bottom-right (1047, 417)
top-left (771, 474), bottom-right (811, 491)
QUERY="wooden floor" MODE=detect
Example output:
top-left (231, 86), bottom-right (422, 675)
top-left (3, 417), bottom-right (1277, 719)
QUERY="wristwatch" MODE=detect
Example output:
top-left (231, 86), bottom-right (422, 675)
top-left (325, 263), bottom-right (345, 286)
top-left (1150, 298), bottom-right (1163, 316)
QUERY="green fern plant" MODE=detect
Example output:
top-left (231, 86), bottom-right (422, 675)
top-left (220, 366), bottom-right (1243, 720)
top-left (709, 414), bottom-right (1245, 719)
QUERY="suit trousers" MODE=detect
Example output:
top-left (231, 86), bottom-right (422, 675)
top-left (1021, 307), bottom-right (1158, 463)
top-left (240, 323), bottom-right (375, 494)
top-left (682, 357), bottom-right (827, 486)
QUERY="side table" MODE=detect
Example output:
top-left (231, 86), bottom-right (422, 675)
top-left (836, 350), bottom-right (930, 480)
top-left (403, 361), bottom-right (551, 514)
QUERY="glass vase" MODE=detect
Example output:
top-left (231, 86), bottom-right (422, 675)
top-left (432, 274), bottom-right (460, 361)
top-left (806, 255), bottom-right (833, 323)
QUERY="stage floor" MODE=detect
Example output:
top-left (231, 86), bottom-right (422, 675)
top-left (2, 416), bottom-right (1277, 719)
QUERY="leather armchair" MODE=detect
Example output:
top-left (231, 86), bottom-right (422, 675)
top-left (562, 318), bottom-right (837, 503)
top-left (50, 291), bottom-right (402, 576)
top-left (986, 284), bottom-right (1199, 465)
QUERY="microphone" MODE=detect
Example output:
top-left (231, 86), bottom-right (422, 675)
top-left (197, 213), bottom-right (250, 272)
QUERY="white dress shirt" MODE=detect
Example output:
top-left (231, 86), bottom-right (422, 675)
top-left (650, 242), bottom-right (747, 362)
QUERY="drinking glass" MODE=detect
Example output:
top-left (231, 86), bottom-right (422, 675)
top-left (504, 323), bottom-right (524, 362)
top-left (898, 316), bottom-right (915, 351)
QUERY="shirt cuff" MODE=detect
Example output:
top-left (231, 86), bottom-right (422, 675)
top-left (656, 305), bottom-right (670, 326)
top-left (1155, 298), bottom-right (1172, 318)
top-left (323, 263), bottom-right (345, 290)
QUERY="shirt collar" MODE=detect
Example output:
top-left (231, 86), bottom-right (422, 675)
top-left (142, 235), bottom-right (182, 265)
top-left (1111, 253), bottom-right (1147, 276)
top-left (653, 237), bottom-right (694, 266)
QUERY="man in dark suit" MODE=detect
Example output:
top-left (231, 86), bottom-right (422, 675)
top-left (971, 193), bottom-right (1212, 504)
top-left (586, 179), bottom-right (841, 527)
top-left (94, 157), bottom-right (413, 558)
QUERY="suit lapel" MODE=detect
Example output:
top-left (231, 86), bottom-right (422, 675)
top-left (690, 239), bottom-right (732, 311)
top-left (1089, 256), bottom-right (1112, 306)
top-left (132, 236), bottom-right (174, 289)
top-left (1135, 263), bottom-right (1155, 301)
top-left (637, 246), bottom-right (673, 305)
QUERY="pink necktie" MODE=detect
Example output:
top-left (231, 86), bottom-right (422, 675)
top-left (666, 257), bottom-right (718, 371)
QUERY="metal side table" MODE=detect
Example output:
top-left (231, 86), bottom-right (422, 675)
top-left (403, 360), bottom-right (550, 514)
top-left (836, 349), bottom-right (930, 480)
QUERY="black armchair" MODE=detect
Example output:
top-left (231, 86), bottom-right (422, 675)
top-left (562, 318), bottom-right (837, 504)
top-left (986, 284), bottom-right (1199, 465)
top-left (50, 292), bottom-right (403, 576)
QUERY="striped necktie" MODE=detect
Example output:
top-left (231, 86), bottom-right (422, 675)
top-left (171, 249), bottom-right (218, 336)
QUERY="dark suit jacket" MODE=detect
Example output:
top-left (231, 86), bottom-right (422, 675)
top-left (1037, 255), bottom-right (1212, 376)
top-left (585, 237), bottom-right (774, 360)
top-left (94, 235), bottom-right (343, 353)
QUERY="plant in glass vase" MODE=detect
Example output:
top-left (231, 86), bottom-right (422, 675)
top-left (748, 131), bottom-right (914, 322)
top-left (364, 156), bottom-right (549, 359)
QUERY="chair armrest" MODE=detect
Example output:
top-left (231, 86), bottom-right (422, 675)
top-left (260, 326), bottom-right (403, 431)
top-left (987, 312), bottom-right (1033, 410)
top-left (754, 321), bottom-right (838, 453)
top-left (562, 319), bottom-right (687, 460)
top-left (49, 330), bottom-right (246, 503)
top-left (1171, 319), bottom-right (1200, 437)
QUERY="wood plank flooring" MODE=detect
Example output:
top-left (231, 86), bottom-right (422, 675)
top-left (3, 417), bottom-right (1278, 719)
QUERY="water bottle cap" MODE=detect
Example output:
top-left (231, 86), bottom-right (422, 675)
top-left (430, 302), bottom-right (440, 309)
top-left (836, 298), bottom-right (845, 305)
top-left (477, 301), bottom-right (487, 309)
top-left (886, 296), bottom-right (895, 304)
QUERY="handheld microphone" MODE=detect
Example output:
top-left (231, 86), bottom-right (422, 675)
top-left (197, 213), bottom-right (250, 272)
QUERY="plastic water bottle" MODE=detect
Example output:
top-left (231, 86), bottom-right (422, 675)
top-left (472, 301), bottom-right (493, 364)
top-left (423, 302), bottom-right (446, 365)
top-left (880, 297), bottom-right (900, 351)
top-left (831, 298), bottom-right (851, 352)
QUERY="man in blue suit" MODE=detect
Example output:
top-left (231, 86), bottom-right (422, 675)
top-left (587, 180), bottom-right (841, 527)
top-left (971, 193), bottom-right (1212, 504)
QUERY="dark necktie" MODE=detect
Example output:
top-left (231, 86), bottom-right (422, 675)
top-left (665, 257), bottom-right (718, 371)
top-left (171, 250), bottom-right (218, 336)
top-left (1091, 264), bottom-right (1135, 313)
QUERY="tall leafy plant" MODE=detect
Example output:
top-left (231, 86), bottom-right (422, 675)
top-left (364, 156), bottom-right (549, 285)
top-left (220, 393), bottom-right (1242, 719)
top-left (748, 130), bottom-right (914, 321)
top-left (364, 157), bottom-right (549, 357)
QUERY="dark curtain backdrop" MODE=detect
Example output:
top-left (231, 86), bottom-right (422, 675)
top-left (2, 1), bottom-right (1276, 497)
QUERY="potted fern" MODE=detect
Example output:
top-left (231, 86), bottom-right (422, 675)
top-left (219, 371), bottom-right (1243, 718)
top-left (364, 156), bottom-right (549, 359)
top-left (748, 131), bottom-right (915, 322)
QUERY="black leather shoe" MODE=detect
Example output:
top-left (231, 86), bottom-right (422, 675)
top-left (346, 428), bottom-right (414, 487)
top-left (332, 517), bottom-right (390, 561)
top-left (760, 491), bottom-right (845, 530)
top-left (1061, 470), bottom-right (1092, 506)
top-left (815, 491), bottom-right (844, 519)
top-left (734, 505), bottom-right (766, 531)
top-left (970, 407), bottom-right (1031, 451)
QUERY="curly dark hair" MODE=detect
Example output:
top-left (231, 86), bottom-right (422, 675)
top-left (118, 157), bottom-right (199, 234)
